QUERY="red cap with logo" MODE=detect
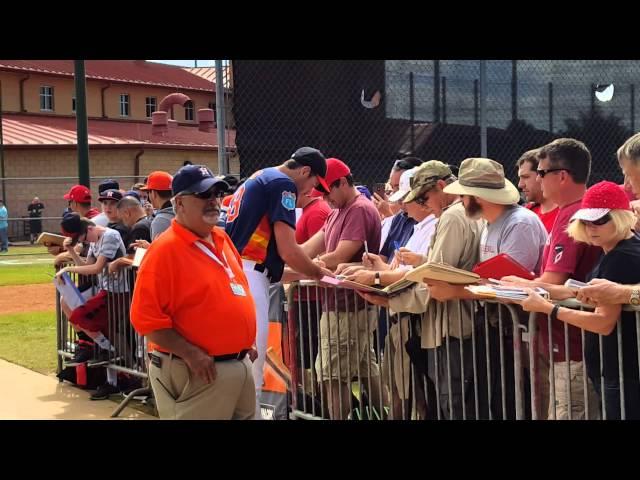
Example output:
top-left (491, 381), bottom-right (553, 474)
top-left (63, 185), bottom-right (92, 203)
top-left (312, 158), bottom-right (351, 196)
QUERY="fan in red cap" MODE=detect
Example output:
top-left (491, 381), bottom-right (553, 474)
top-left (516, 179), bottom-right (640, 421)
top-left (570, 180), bottom-right (631, 223)
top-left (312, 158), bottom-right (351, 197)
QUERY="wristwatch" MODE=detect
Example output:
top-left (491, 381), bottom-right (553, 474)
top-left (374, 272), bottom-right (381, 286)
top-left (630, 288), bottom-right (640, 306)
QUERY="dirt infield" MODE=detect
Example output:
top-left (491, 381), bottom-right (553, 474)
top-left (0, 283), bottom-right (56, 315)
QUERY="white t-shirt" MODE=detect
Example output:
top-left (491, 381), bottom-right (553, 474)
top-left (397, 214), bottom-right (438, 271)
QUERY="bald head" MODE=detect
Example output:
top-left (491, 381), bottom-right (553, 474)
top-left (117, 196), bottom-right (146, 227)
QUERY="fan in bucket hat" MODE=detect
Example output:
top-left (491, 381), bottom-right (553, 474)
top-left (570, 181), bottom-right (631, 222)
top-left (443, 157), bottom-right (520, 205)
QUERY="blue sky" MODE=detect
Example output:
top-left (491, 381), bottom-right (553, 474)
top-left (148, 60), bottom-right (216, 67)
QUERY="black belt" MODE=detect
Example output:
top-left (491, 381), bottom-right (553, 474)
top-left (149, 349), bottom-right (249, 364)
top-left (254, 263), bottom-right (266, 273)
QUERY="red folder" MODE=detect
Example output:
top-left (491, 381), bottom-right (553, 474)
top-left (472, 253), bottom-right (535, 280)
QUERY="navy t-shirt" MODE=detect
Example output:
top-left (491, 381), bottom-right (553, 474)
top-left (225, 167), bottom-right (297, 283)
top-left (380, 212), bottom-right (416, 262)
top-left (584, 236), bottom-right (640, 384)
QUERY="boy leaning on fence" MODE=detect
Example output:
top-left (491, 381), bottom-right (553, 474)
top-left (55, 212), bottom-right (127, 366)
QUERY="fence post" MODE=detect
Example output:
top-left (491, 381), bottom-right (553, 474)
top-left (74, 60), bottom-right (90, 187)
top-left (215, 60), bottom-right (227, 176)
top-left (631, 84), bottom-right (635, 133)
top-left (442, 76), bottom-right (447, 124)
top-left (480, 60), bottom-right (487, 157)
top-left (548, 82), bottom-right (554, 133)
top-left (511, 60), bottom-right (518, 121)
top-left (433, 60), bottom-right (441, 123)
top-left (0, 79), bottom-right (6, 205)
top-left (474, 79), bottom-right (479, 127)
top-left (409, 72), bottom-right (415, 154)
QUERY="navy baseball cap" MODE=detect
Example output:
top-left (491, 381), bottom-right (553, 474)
top-left (99, 179), bottom-right (120, 194)
top-left (98, 189), bottom-right (123, 202)
top-left (291, 147), bottom-right (329, 193)
top-left (124, 190), bottom-right (141, 202)
top-left (172, 164), bottom-right (230, 196)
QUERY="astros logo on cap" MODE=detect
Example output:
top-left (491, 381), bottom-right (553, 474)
top-left (199, 167), bottom-right (211, 177)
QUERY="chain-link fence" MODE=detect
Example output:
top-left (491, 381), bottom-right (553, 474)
top-left (232, 60), bottom-right (639, 187)
top-left (1, 175), bottom-right (144, 242)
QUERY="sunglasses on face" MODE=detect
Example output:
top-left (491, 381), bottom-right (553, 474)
top-left (536, 168), bottom-right (571, 178)
top-left (415, 194), bottom-right (429, 205)
top-left (580, 213), bottom-right (611, 226)
top-left (182, 188), bottom-right (226, 200)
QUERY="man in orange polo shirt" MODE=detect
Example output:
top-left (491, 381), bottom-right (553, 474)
top-left (130, 164), bottom-right (257, 420)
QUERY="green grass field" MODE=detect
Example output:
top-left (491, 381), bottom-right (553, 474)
top-left (0, 310), bottom-right (57, 375)
top-left (0, 245), bottom-right (55, 286)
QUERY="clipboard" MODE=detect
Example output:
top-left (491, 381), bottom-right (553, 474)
top-left (404, 262), bottom-right (480, 285)
top-left (319, 276), bottom-right (414, 297)
top-left (472, 253), bottom-right (535, 280)
top-left (37, 232), bottom-right (67, 247)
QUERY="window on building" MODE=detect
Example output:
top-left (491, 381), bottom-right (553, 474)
top-left (184, 100), bottom-right (194, 121)
top-left (40, 86), bottom-right (54, 111)
top-left (72, 95), bottom-right (76, 113)
top-left (120, 94), bottom-right (130, 117)
top-left (145, 96), bottom-right (157, 118)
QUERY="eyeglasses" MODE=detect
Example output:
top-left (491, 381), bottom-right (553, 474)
top-left (415, 194), bottom-right (429, 205)
top-left (580, 213), bottom-right (612, 226)
top-left (181, 188), bottom-right (226, 200)
top-left (536, 168), bottom-right (571, 178)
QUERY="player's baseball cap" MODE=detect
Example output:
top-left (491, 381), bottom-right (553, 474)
top-left (172, 164), bottom-right (230, 196)
top-left (291, 147), bottom-right (330, 193)
top-left (63, 185), bottom-right (92, 203)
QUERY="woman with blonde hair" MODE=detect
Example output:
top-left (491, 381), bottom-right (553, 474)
top-left (519, 181), bottom-right (640, 419)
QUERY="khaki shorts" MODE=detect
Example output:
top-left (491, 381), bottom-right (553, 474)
top-left (382, 316), bottom-right (411, 400)
top-left (548, 360), bottom-right (600, 420)
top-left (315, 307), bottom-right (380, 382)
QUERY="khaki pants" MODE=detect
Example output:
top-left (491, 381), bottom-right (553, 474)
top-left (382, 316), bottom-right (411, 401)
top-left (547, 360), bottom-right (600, 420)
top-left (315, 307), bottom-right (380, 383)
top-left (149, 352), bottom-right (256, 420)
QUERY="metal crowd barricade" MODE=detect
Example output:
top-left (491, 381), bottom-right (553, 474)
top-left (55, 263), bottom-right (153, 418)
top-left (531, 299), bottom-right (640, 421)
top-left (285, 280), bottom-right (532, 420)
top-left (103, 265), bottom-right (152, 418)
top-left (55, 263), bottom-right (101, 368)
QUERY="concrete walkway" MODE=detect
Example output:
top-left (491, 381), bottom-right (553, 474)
top-left (0, 359), bottom-right (154, 420)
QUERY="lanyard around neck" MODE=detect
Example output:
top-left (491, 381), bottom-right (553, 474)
top-left (194, 241), bottom-right (235, 280)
